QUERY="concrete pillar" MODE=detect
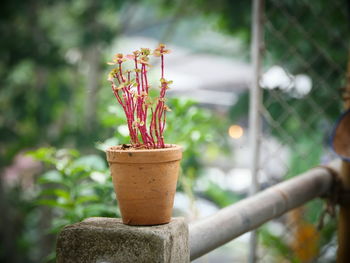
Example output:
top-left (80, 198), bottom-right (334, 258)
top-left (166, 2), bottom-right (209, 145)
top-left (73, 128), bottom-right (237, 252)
top-left (56, 217), bottom-right (189, 263)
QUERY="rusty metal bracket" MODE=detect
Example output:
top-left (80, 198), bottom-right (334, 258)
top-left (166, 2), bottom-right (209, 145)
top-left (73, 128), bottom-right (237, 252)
top-left (339, 87), bottom-right (350, 102)
top-left (317, 165), bottom-right (344, 230)
top-left (339, 192), bottom-right (350, 206)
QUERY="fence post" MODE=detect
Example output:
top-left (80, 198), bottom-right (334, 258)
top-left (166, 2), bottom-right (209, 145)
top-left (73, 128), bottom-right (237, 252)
top-left (56, 217), bottom-right (189, 263)
top-left (249, 0), bottom-right (265, 262)
top-left (337, 52), bottom-right (350, 263)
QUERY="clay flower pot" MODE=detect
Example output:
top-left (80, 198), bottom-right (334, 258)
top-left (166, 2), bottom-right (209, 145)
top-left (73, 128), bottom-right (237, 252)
top-left (106, 144), bottom-right (182, 226)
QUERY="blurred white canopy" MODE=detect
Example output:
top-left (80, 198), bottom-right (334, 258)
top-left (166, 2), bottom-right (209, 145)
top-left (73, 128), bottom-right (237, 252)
top-left (114, 36), bottom-right (252, 107)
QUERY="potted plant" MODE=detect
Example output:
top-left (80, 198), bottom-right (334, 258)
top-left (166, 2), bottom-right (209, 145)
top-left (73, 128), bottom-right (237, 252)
top-left (106, 44), bottom-right (182, 226)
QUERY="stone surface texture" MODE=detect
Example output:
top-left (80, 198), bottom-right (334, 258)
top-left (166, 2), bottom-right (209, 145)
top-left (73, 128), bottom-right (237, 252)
top-left (56, 217), bottom-right (189, 263)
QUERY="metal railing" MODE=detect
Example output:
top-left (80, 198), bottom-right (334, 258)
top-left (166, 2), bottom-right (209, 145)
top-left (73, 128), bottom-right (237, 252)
top-left (189, 161), bottom-right (341, 261)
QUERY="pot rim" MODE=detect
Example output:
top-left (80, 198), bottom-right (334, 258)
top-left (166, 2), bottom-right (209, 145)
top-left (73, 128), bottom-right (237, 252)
top-left (106, 144), bottom-right (182, 153)
top-left (106, 144), bottom-right (183, 163)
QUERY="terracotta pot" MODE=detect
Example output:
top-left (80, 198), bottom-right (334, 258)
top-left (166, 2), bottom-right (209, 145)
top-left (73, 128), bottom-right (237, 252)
top-left (106, 144), bottom-right (182, 226)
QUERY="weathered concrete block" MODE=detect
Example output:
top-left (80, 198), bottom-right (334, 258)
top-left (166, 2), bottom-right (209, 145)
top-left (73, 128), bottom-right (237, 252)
top-left (56, 217), bottom-right (189, 263)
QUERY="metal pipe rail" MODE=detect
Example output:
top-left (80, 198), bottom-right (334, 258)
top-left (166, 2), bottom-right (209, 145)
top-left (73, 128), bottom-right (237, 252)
top-left (189, 161), bottom-right (341, 261)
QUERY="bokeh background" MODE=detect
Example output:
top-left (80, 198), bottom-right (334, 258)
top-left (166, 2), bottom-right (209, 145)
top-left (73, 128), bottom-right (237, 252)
top-left (0, 0), bottom-right (348, 262)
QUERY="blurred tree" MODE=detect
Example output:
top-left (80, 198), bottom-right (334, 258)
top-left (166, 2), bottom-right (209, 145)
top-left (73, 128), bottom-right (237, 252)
top-left (0, 0), bottom-right (132, 167)
top-left (0, 0), bottom-right (140, 261)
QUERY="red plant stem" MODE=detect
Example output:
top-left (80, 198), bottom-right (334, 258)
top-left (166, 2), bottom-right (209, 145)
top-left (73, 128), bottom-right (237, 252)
top-left (140, 64), bottom-right (144, 92)
top-left (144, 65), bottom-right (149, 93)
top-left (113, 86), bottom-right (138, 144)
top-left (122, 93), bottom-right (134, 141)
top-left (142, 64), bottom-right (149, 131)
top-left (119, 62), bottom-right (139, 144)
top-left (157, 103), bottom-right (165, 147)
top-left (157, 83), bottom-right (168, 147)
top-left (151, 54), bottom-right (166, 147)
top-left (137, 64), bottom-right (147, 145)
top-left (137, 64), bottom-right (147, 143)
top-left (153, 101), bottom-right (162, 147)
top-left (133, 58), bottom-right (143, 144)
top-left (134, 58), bottom-right (140, 94)
top-left (161, 111), bottom-right (166, 133)
top-left (161, 55), bottom-right (164, 79)
top-left (124, 89), bottom-right (132, 123)
top-left (139, 63), bottom-right (152, 146)
top-left (140, 65), bottom-right (146, 126)
top-left (148, 118), bottom-right (155, 147)
top-left (118, 62), bottom-right (138, 143)
top-left (118, 63), bottom-right (125, 82)
top-left (115, 74), bottom-right (121, 84)
top-left (112, 85), bottom-right (123, 106)
top-left (149, 109), bottom-right (156, 147)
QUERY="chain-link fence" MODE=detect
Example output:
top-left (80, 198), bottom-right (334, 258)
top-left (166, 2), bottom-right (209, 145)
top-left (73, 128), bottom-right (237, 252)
top-left (255, 0), bottom-right (348, 262)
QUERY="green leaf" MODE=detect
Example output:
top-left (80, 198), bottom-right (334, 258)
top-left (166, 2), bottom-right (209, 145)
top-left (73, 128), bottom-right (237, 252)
top-left (26, 147), bottom-right (56, 164)
top-left (49, 218), bottom-right (72, 234)
top-left (204, 182), bottom-right (240, 208)
top-left (38, 170), bottom-right (63, 184)
top-left (40, 188), bottom-right (70, 200)
top-left (56, 148), bottom-right (79, 159)
top-left (36, 199), bottom-right (73, 209)
top-left (90, 171), bottom-right (108, 184)
top-left (73, 155), bottom-right (106, 171)
top-left (75, 195), bottom-right (99, 204)
top-left (75, 182), bottom-right (98, 194)
top-left (82, 203), bottom-right (117, 216)
top-left (96, 137), bottom-right (120, 152)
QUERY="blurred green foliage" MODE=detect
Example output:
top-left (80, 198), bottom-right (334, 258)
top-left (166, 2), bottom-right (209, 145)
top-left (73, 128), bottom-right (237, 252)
top-left (28, 148), bottom-right (117, 232)
top-left (25, 148), bottom-right (116, 262)
top-left (203, 182), bottom-right (240, 208)
top-left (0, 0), bottom-right (144, 167)
top-left (260, 227), bottom-right (299, 263)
